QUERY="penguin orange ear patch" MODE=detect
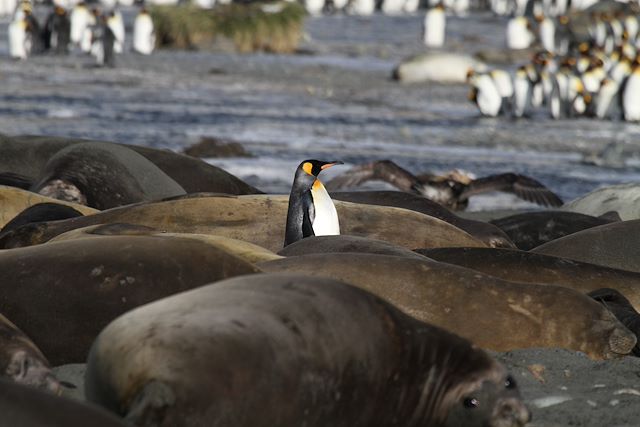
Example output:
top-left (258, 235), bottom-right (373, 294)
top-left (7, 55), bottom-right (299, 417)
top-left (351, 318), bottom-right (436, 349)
top-left (303, 162), bottom-right (313, 176)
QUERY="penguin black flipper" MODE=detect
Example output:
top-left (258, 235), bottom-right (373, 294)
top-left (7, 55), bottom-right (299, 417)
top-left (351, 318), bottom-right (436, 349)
top-left (325, 160), bottom-right (420, 193)
top-left (302, 192), bottom-right (315, 238)
top-left (459, 173), bottom-right (564, 207)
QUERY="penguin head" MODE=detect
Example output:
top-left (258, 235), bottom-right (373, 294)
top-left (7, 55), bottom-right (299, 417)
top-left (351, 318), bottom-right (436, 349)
top-left (297, 160), bottom-right (343, 178)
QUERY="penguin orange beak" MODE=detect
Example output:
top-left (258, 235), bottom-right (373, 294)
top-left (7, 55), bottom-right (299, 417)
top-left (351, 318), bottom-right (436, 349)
top-left (320, 161), bottom-right (343, 170)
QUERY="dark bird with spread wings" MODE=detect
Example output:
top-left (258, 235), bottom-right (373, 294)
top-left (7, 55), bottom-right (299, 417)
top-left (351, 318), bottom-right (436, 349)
top-left (325, 160), bottom-right (563, 211)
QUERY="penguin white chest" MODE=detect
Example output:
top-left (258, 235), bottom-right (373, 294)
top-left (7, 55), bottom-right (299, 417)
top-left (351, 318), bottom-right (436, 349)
top-left (310, 180), bottom-right (340, 236)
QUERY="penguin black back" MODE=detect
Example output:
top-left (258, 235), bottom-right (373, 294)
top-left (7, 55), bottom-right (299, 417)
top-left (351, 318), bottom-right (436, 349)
top-left (284, 160), bottom-right (342, 247)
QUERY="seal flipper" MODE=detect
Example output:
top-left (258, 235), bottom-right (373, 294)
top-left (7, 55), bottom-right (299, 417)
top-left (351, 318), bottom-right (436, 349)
top-left (125, 380), bottom-right (176, 427)
top-left (589, 288), bottom-right (640, 357)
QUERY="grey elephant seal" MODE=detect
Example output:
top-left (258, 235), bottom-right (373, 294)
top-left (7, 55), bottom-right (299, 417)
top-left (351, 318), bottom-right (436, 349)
top-left (562, 183), bottom-right (640, 220)
top-left (32, 142), bottom-right (186, 209)
top-left (86, 273), bottom-right (530, 427)
top-left (532, 220), bottom-right (640, 273)
top-left (0, 235), bottom-right (260, 364)
top-left (258, 253), bottom-right (636, 359)
top-left (0, 195), bottom-right (486, 251)
top-left (0, 135), bottom-right (261, 195)
top-left (331, 191), bottom-right (515, 248)
top-left (489, 210), bottom-right (618, 250)
top-left (419, 247), bottom-right (640, 311)
top-left (0, 378), bottom-right (129, 427)
top-left (0, 313), bottom-right (59, 393)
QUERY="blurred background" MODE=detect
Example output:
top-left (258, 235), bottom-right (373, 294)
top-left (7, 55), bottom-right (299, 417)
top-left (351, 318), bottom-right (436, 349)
top-left (1, 0), bottom-right (639, 210)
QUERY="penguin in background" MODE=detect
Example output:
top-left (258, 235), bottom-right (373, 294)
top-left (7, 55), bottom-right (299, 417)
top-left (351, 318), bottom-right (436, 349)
top-left (133, 6), bottom-right (155, 55)
top-left (622, 63), bottom-right (640, 122)
top-left (490, 69), bottom-right (514, 114)
top-left (42, 5), bottom-right (71, 54)
top-left (8, 13), bottom-right (30, 59)
top-left (70, 1), bottom-right (90, 46)
top-left (90, 12), bottom-right (115, 67)
top-left (423, 3), bottom-right (446, 48)
top-left (595, 78), bottom-right (622, 120)
top-left (80, 7), bottom-right (97, 53)
top-left (467, 69), bottom-right (503, 117)
top-left (284, 160), bottom-right (343, 247)
top-left (513, 65), bottom-right (532, 118)
top-left (106, 9), bottom-right (124, 54)
top-left (506, 16), bottom-right (534, 50)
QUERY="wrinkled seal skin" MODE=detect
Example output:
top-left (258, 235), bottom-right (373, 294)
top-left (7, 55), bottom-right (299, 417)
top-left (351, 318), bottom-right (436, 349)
top-left (0, 235), bottom-right (260, 365)
top-left (418, 247), bottom-right (640, 311)
top-left (331, 191), bottom-right (515, 248)
top-left (278, 235), bottom-right (426, 259)
top-left (86, 273), bottom-right (530, 427)
top-left (532, 219), bottom-right (640, 273)
top-left (589, 288), bottom-right (640, 357)
top-left (489, 211), bottom-right (616, 250)
top-left (258, 254), bottom-right (636, 359)
top-left (0, 135), bottom-right (261, 195)
top-left (0, 313), bottom-right (59, 393)
top-left (32, 142), bottom-right (186, 210)
top-left (0, 378), bottom-right (130, 427)
top-left (0, 195), bottom-right (487, 251)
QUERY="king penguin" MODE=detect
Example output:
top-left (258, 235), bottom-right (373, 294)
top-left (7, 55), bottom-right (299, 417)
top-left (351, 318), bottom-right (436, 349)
top-left (284, 159), bottom-right (343, 247)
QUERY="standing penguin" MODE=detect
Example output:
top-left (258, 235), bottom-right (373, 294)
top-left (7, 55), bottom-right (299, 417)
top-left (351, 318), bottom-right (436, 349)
top-left (467, 70), bottom-right (503, 117)
top-left (506, 16), bottom-right (533, 50)
top-left (42, 5), bottom-right (71, 54)
top-left (70, 1), bottom-right (90, 46)
top-left (284, 160), bottom-right (343, 247)
top-left (423, 4), bottom-right (446, 48)
top-left (8, 14), bottom-right (30, 59)
top-left (623, 64), bottom-right (640, 122)
top-left (133, 7), bottom-right (155, 55)
top-left (513, 66), bottom-right (532, 118)
top-left (106, 9), bottom-right (124, 54)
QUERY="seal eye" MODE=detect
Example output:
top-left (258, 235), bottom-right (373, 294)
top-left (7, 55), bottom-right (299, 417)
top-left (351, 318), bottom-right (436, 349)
top-left (463, 397), bottom-right (479, 408)
top-left (505, 375), bottom-right (516, 389)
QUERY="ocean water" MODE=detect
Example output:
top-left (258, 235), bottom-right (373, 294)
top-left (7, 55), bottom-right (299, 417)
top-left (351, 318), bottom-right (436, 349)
top-left (1, 11), bottom-right (639, 210)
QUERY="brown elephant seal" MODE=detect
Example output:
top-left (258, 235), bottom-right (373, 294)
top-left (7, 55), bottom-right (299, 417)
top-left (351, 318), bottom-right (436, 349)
top-left (258, 253), bottom-right (636, 359)
top-left (0, 235), bottom-right (260, 365)
top-left (489, 210), bottom-right (618, 250)
top-left (418, 247), bottom-right (640, 311)
top-left (86, 273), bottom-right (530, 427)
top-left (532, 220), bottom-right (640, 273)
top-left (0, 313), bottom-right (59, 393)
top-left (331, 191), bottom-right (515, 248)
top-left (0, 203), bottom-right (84, 235)
top-left (0, 378), bottom-right (130, 427)
top-left (48, 224), bottom-right (282, 264)
top-left (589, 288), bottom-right (640, 357)
top-left (0, 195), bottom-right (487, 251)
top-left (0, 186), bottom-right (97, 230)
top-left (0, 135), bottom-right (262, 195)
top-left (278, 235), bottom-right (426, 259)
top-left (32, 142), bottom-right (186, 209)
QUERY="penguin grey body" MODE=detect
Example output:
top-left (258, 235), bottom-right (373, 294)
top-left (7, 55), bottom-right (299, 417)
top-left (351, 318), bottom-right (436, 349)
top-left (284, 160), bottom-right (342, 247)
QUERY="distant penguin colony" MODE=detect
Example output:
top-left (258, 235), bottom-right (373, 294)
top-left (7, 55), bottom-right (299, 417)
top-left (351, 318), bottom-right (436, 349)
top-left (4, 0), bottom-right (157, 66)
top-left (468, 2), bottom-right (640, 122)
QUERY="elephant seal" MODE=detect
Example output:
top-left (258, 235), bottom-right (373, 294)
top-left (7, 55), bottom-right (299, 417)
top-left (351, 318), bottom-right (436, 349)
top-left (0, 313), bottom-right (59, 393)
top-left (32, 142), bottom-right (186, 209)
top-left (0, 378), bottom-right (129, 427)
top-left (392, 52), bottom-right (487, 83)
top-left (86, 273), bottom-right (530, 427)
top-left (258, 254), bottom-right (635, 359)
top-left (489, 210), bottom-right (617, 250)
top-left (0, 135), bottom-right (261, 195)
top-left (278, 235), bottom-right (426, 259)
top-left (0, 235), bottom-right (260, 365)
top-left (563, 183), bottom-right (640, 220)
top-left (0, 172), bottom-right (32, 190)
top-left (48, 224), bottom-right (282, 264)
top-left (0, 195), bottom-right (487, 251)
top-left (0, 203), bottom-right (84, 235)
top-left (532, 220), bottom-right (640, 273)
top-left (331, 191), bottom-right (515, 248)
top-left (419, 247), bottom-right (640, 311)
top-left (0, 186), bottom-right (97, 229)
top-left (589, 288), bottom-right (640, 357)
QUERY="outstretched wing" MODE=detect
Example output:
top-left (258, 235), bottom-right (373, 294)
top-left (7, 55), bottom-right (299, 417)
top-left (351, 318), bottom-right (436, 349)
top-left (325, 160), bottom-right (420, 193)
top-left (459, 173), bottom-right (563, 207)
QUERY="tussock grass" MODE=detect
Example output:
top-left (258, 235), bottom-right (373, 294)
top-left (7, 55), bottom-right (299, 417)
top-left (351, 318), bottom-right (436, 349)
top-left (151, 2), bottom-right (306, 53)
